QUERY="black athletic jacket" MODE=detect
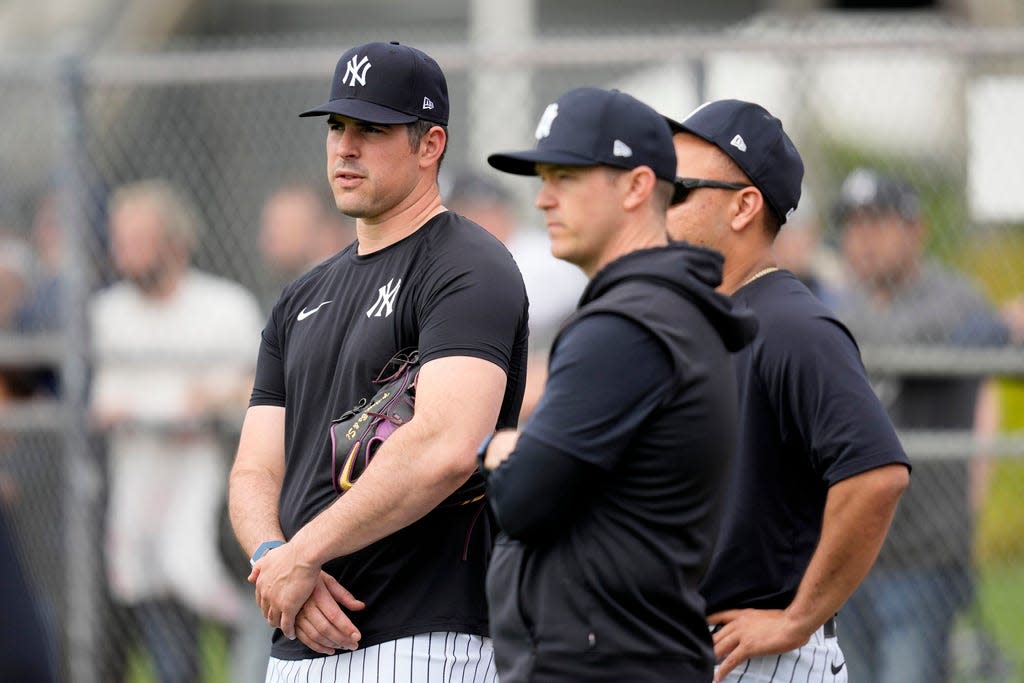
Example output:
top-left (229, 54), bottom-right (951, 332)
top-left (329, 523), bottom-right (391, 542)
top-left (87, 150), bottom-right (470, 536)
top-left (485, 242), bottom-right (757, 682)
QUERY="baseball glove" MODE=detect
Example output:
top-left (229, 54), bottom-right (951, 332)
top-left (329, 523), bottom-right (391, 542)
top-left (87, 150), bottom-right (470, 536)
top-left (328, 349), bottom-right (486, 508)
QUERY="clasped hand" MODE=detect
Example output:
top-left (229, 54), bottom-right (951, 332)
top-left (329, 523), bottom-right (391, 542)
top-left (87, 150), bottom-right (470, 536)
top-left (249, 541), bottom-right (365, 653)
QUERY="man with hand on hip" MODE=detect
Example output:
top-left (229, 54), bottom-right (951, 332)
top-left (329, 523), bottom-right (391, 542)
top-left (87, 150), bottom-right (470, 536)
top-left (663, 99), bottom-right (910, 682)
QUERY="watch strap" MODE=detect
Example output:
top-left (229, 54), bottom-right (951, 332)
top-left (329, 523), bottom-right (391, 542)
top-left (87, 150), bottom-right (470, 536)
top-left (476, 431), bottom-right (496, 473)
top-left (250, 539), bottom-right (285, 566)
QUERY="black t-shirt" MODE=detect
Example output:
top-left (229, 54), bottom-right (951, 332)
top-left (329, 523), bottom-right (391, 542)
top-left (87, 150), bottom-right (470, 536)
top-left (250, 211), bottom-right (529, 658)
top-left (700, 270), bottom-right (909, 614)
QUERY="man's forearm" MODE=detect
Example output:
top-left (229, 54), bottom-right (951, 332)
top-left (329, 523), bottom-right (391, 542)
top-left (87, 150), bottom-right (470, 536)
top-left (229, 466), bottom-right (286, 557)
top-left (289, 417), bottom-right (480, 568)
top-left (284, 356), bottom-right (505, 571)
top-left (970, 379), bottom-right (999, 512)
top-left (784, 463), bottom-right (909, 635)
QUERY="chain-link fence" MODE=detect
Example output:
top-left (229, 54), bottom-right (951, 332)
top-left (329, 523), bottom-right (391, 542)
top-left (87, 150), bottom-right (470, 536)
top-left (2, 16), bottom-right (1024, 683)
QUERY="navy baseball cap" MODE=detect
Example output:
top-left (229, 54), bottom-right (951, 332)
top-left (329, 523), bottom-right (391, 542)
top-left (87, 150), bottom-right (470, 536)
top-left (833, 167), bottom-right (920, 225)
top-left (666, 99), bottom-right (804, 224)
top-left (300, 41), bottom-right (449, 126)
top-left (488, 87), bottom-right (685, 203)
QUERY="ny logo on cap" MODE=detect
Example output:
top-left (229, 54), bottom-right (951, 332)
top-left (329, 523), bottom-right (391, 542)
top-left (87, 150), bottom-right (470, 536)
top-left (535, 103), bottom-right (559, 140)
top-left (342, 55), bottom-right (372, 87)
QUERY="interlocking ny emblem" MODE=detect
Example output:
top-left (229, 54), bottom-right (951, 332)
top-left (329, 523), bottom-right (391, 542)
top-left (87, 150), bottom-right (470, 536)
top-left (366, 278), bottom-right (402, 318)
top-left (342, 54), bottom-right (372, 87)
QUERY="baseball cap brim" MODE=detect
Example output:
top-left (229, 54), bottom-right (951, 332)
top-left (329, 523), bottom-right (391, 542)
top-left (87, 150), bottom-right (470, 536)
top-left (490, 149), bottom-right (689, 205)
top-left (299, 97), bottom-right (419, 124)
top-left (487, 149), bottom-right (605, 176)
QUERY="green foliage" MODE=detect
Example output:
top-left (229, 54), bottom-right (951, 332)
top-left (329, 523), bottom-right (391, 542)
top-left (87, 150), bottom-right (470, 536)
top-left (976, 563), bottom-right (1024, 681)
top-left (125, 622), bottom-right (229, 683)
top-left (977, 382), bottom-right (1024, 566)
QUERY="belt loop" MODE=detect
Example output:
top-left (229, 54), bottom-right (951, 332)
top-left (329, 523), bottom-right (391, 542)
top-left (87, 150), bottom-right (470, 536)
top-left (823, 615), bottom-right (837, 639)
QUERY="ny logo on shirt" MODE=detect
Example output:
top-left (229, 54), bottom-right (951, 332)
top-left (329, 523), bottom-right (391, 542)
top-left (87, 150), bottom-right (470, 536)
top-left (366, 278), bottom-right (402, 318)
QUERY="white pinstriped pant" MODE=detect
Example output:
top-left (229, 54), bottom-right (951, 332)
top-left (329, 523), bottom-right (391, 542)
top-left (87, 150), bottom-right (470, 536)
top-left (716, 623), bottom-right (848, 683)
top-left (264, 631), bottom-right (498, 683)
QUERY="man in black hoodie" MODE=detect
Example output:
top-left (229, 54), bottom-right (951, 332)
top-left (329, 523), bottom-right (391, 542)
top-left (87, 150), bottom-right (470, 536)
top-left (479, 87), bottom-right (758, 682)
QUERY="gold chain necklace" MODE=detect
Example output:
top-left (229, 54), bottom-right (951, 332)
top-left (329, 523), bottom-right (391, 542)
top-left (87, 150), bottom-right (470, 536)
top-left (741, 265), bottom-right (779, 288)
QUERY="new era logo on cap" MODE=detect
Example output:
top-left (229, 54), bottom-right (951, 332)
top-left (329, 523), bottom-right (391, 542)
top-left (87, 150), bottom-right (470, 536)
top-left (300, 41), bottom-right (449, 126)
top-left (730, 135), bottom-right (747, 152)
top-left (613, 140), bottom-right (633, 158)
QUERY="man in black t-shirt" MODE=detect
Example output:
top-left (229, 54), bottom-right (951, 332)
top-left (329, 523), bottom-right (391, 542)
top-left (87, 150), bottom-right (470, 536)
top-left (228, 41), bottom-right (528, 682)
top-left (480, 87), bottom-right (758, 682)
top-left (663, 100), bottom-right (911, 682)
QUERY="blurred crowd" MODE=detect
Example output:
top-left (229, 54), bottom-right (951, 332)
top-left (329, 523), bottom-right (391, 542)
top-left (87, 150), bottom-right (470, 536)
top-left (1, 164), bottom-right (1023, 681)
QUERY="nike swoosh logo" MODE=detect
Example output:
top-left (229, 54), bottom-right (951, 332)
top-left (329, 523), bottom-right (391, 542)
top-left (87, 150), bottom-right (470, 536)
top-left (831, 660), bottom-right (845, 675)
top-left (297, 300), bottom-right (332, 321)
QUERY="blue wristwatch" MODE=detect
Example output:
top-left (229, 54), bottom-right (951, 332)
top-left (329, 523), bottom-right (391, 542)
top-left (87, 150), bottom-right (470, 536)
top-left (476, 431), bottom-right (496, 473)
top-left (250, 540), bottom-right (285, 566)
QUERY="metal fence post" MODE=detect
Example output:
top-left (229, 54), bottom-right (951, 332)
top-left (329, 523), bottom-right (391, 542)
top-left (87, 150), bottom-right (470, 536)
top-left (57, 51), bottom-right (102, 683)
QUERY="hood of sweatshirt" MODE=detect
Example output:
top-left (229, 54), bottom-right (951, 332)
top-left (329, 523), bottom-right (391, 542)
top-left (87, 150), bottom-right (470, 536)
top-left (578, 241), bottom-right (758, 352)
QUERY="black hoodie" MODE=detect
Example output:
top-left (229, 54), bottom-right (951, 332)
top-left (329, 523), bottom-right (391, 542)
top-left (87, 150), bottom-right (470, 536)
top-left (485, 242), bottom-right (757, 682)
top-left (566, 241), bottom-right (756, 355)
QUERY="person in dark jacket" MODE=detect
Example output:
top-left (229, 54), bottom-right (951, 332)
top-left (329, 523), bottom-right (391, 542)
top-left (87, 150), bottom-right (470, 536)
top-left (479, 86), bottom-right (758, 683)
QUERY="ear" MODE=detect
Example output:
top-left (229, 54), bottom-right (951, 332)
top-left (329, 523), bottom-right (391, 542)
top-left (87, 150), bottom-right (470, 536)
top-left (418, 125), bottom-right (447, 169)
top-left (729, 186), bottom-right (765, 233)
top-left (621, 167), bottom-right (657, 211)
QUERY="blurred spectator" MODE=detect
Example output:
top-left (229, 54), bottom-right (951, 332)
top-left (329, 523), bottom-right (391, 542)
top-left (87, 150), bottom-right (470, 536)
top-left (258, 181), bottom-right (355, 308)
top-left (445, 170), bottom-right (587, 419)
top-left (15, 192), bottom-right (68, 396)
top-left (17, 191), bottom-right (63, 333)
top-left (89, 179), bottom-right (264, 683)
top-left (771, 189), bottom-right (844, 308)
top-left (0, 235), bottom-right (34, 330)
top-left (0, 366), bottom-right (58, 682)
top-left (19, 176), bottom-right (113, 335)
top-left (1000, 295), bottom-right (1024, 345)
top-left (831, 167), bottom-right (1009, 683)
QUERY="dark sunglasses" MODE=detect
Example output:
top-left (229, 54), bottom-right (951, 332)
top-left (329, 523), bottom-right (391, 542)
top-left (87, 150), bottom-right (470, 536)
top-left (672, 177), bottom-right (750, 205)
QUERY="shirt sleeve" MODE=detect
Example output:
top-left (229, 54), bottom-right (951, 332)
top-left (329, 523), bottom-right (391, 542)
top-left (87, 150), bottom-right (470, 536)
top-left (486, 434), bottom-right (602, 543)
top-left (249, 311), bottom-right (286, 407)
top-left (763, 312), bottom-right (909, 485)
top-left (414, 242), bottom-right (527, 373)
top-left (486, 314), bottom-right (673, 540)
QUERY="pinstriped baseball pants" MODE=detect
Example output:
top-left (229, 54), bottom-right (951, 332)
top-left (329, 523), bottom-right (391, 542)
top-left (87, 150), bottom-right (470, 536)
top-left (264, 632), bottom-right (498, 683)
top-left (716, 624), bottom-right (848, 683)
